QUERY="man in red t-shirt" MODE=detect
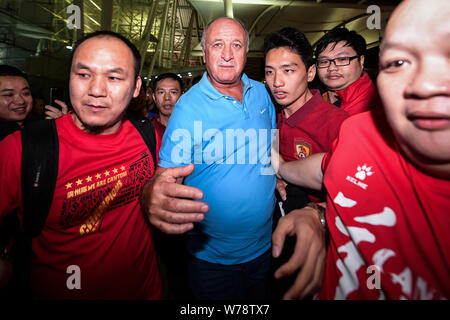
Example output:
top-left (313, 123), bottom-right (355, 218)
top-left (272, 0), bottom-right (450, 300)
top-left (315, 28), bottom-right (381, 116)
top-left (0, 31), bottom-right (162, 299)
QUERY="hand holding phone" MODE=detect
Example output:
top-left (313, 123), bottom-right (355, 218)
top-left (45, 88), bottom-right (68, 119)
top-left (49, 87), bottom-right (64, 110)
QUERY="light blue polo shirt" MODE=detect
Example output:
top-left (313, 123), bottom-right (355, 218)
top-left (159, 72), bottom-right (276, 265)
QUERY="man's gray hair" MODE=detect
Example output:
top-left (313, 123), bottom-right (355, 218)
top-left (200, 17), bottom-right (250, 52)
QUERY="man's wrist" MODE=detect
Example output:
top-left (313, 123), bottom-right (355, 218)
top-left (305, 202), bottom-right (326, 229)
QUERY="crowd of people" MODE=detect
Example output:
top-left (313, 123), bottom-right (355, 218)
top-left (0, 0), bottom-right (448, 300)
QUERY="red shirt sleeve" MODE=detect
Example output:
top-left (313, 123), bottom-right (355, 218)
top-left (321, 136), bottom-right (339, 173)
top-left (0, 131), bottom-right (23, 221)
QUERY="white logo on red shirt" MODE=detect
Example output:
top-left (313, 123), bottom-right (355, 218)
top-left (355, 165), bottom-right (374, 180)
top-left (346, 164), bottom-right (374, 190)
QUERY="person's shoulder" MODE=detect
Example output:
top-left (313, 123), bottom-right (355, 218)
top-left (53, 112), bottom-right (72, 125)
top-left (0, 120), bottom-right (20, 141)
top-left (0, 127), bottom-right (22, 154)
top-left (180, 83), bottom-right (202, 99)
top-left (248, 78), bottom-right (267, 91)
top-left (318, 100), bottom-right (350, 118)
top-left (247, 79), bottom-right (272, 105)
top-left (340, 108), bottom-right (387, 138)
top-left (175, 84), bottom-right (204, 108)
top-left (339, 72), bottom-right (376, 102)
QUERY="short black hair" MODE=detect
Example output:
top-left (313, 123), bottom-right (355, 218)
top-left (152, 73), bottom-right (184, 92)
top-left (0, 64), bottom-right (28, 81)
top-left (264, 28), bottom-right (314, 69)
top-left (315, 28), bottom-right (367, 58)
top-left (71, 30), bottom-right (141, 79)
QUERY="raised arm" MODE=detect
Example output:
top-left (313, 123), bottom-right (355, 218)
top-left (271, 132), bottom-right (324, 190)
top-left (278, 153), bottom-right (325, 191)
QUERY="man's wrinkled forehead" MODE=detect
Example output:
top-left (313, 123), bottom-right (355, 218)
top-left (71, 35), bottom-right (137, 76)
top-left (206, 18), bottom-right (246, 42)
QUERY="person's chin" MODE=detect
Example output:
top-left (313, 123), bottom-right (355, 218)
top-left (82, 122), bottom-right (109, 134)
top-left (218, 77), bottom-right (240, 84)
top-left (9, 116), bottom-right (26, 122)
top-left (76, 115), bottom-right (110, 134)
top-left (216, 69), bottom-right (240, 79)
top-left (11, 109), bottom-right (28, 118)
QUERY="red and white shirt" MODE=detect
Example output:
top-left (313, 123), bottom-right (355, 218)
top-left (320, 109), bottom-right (450, 299)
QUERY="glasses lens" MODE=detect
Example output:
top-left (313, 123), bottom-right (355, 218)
top-left (318, 60), bottom-right (329, 68)
top-left (335, 57), bottom-right (350, 66)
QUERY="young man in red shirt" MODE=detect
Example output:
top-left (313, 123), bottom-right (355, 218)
top-left (315, 28), bottom-right (381, 116)
top-left (264, 27), bottom-right (349, 299)
top-left (272, 0), bottom-right (450, 300)
top-left (264, 28), bottom-right (349, 212)
top-left (0, 31), bottom-right (162, 299)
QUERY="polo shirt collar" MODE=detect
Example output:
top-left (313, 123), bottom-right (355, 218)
top-left (198, 71), bottom-right (253, 100)
top-left (283, 89), bottom-right (322, 127)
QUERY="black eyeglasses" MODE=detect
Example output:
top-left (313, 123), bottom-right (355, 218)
top-left (316, 55), bottom-right (360, 68)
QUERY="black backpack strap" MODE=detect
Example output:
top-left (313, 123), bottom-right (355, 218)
top-left (129, 118), bottom-right (157, 164)
top-left (21, 119), bottom-right (59, 238)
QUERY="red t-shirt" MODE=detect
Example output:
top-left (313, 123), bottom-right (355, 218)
top-left (151, 115), bottom-right (166, 146)
top-left (0, 114), bottom-right (163, 299)
top-left (320, 109), bottom-right (450, 299)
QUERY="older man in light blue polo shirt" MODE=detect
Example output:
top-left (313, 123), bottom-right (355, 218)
top-left (143, 17), bottom-right (276, 300)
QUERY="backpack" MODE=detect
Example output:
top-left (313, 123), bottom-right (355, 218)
top-left (8, 117), bottom-right (157, 297)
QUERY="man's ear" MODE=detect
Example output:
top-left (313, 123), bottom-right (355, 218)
top-left (307, 64), bottom-right (316, 83)
top-left (201, 48), bottom-right (206, 64)
top-left (133, 76), bottom-right (142, 98)
top-left (359, 55), bottom-right (365, 68)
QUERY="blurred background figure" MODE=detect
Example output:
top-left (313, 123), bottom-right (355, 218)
top-left (149, 72), bottom-right (183, 139)
top-left (145, 84), bottom-right (158, 117)
top-left (29, 94), bottom-right (45, 120)
top-left (0, 65), bottom-right (33, 140)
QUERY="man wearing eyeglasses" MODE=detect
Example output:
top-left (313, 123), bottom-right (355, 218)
top-left (315, 28), bottom-right (381, 116)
